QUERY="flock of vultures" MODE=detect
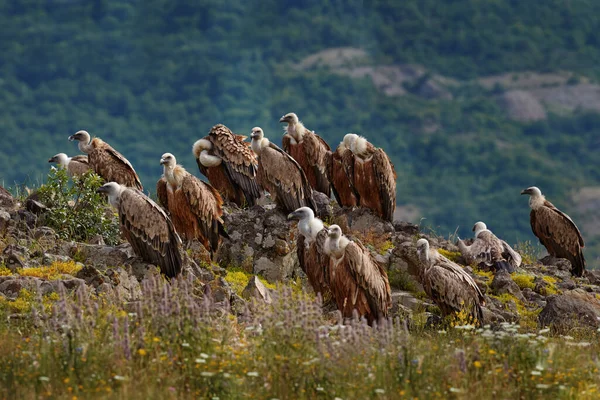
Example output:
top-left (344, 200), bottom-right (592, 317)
top-left (47, 113), bottom-right (586, 325)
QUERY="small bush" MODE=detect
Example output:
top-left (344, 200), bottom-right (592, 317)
top-left (224, 268), bottom-right (276, 296)
top-left (511, 273), bottom-right (536, 290)
top-left (37, 168), bottom-right (121, 245)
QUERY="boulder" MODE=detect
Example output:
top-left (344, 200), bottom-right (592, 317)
top-left (490, 271), bottom-right (525, 303)
top-left (0, 186), bottom-right (15, 209)
top-left (539, 289), bottom-right (600, 332)
top-left (68, 243), bottom-right (135, 269)
top-left (0, 210), bottom-right (11, 235)
top-left (242, 276), bottom-right (272, 304)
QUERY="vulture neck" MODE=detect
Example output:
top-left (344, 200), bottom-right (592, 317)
top-left (164, 165), bottom-right (185, 187)
top-left (251, 138), bottom-right (268, 155)
top-left (56, 154), bottom-right (70, 167)
top-left (299, 216), bottom-right (323, 242)
top-left (199, 150), bottom-right (222, 167)
top-left (286, 121), bottom-right (306, 143)
top-left (78, 137), bottom-right (93, 154)
top-left (351, 136), bottom-right (370, 159)
top-left (107, 187), bottom-right (124, 209)
top-left (529, 193), bottom-right (546, 210)
top-left (193, 139), bottom-right (212, 159)
top-left (327, 235), bottom-right (349, 258)
top-left (475, 227), bottom-right (489, 238)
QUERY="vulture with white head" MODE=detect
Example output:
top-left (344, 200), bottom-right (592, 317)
top-left (521, 186), bottom-right (585, 276)
top-left (48, 153), bottom-right (90, 177)
top-left (193, 124), bottom-right (262, 207)
top-left (156, 153), bottom-right (228, 257)
top-left (97, 182), bottom-right (182, 278)
top-left (250, 127), bottom-right (316, 213)
top-left (288, 207), bottom-right (331, 299)
top-left (457, 221), bottom-right (522, 273)
top-left (280, 112), bottom-right (332, 196)
top-left (68, 130), bottom-right (143, 190)
top-left (324, 225), bottom-right (392, 324)
top-left (328, 136), bottom-right (359, 207)
top-left (416, 239), bottom-right (484, 325)
top-left (345, 133), bottom-right (396, 222)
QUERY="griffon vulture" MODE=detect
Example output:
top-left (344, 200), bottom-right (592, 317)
top-left (156, 153), bottom-right (228, 256)
top-left (280, 113), bottom-right (332, 196)
top-left (288, 207), bottom-right (331, 299)
top-left (250, 127), bottom-right (316, 213)
top-left (324, 225), bottom-right (392, 324)
top-left (416, 239), bottom-right (485, 325)
top-left (48, 153), bottom-right (90, 177)
top-left (193, 124), bottom-right (262, 207)
top-left (345, 134), bottom-right (396, 222)
top-left (97, 182), bottom-right (182, 278)
top-left (457, 221), bottom-right (522, 273)
top-left (68, 130), bottom-right (143, 190)
top-left (521, 186), bottom-right (585, 276)
top-left (328, 138), bottom-right (359, 207)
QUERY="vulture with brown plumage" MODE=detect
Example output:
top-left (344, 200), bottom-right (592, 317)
top-left (250, 127), bottom-right (316, 213)
top-left (457, 221), bottom-right (522, 273)
top-left (48, 153), bottom-right (91, 177)
top-left (280, 113), bottom-right (332, 196)
top-left (324, 225), bottom-right (392, 324)
top-left (156, 153), bottom-right (228, 257)
top-left (344, 134), bottom-right (396, 222)
top-left (288, 207), bottom-right (331, 300)
top-left (68, 130), bottom-right (143, 190)
top-left (416, 238), bottom-right (485, 325)
top-left (97, 182), bottom-right (182, 278)
top-left (193, 124), bottom-right (262, 207)
top-left (328, 138), bottom-right (359, 208)
top-left (521, 186), bottom-right (585, 276)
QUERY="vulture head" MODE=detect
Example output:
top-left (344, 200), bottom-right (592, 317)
top-left (521, 186), bottom-right (545, 209)
top-left (250, 127), bottom-right (266, 154)
top-left (48, 153), bottom-right (69, 166)
top-left (472, 221), bottom-right (488, 237)
top-left (345, 133), bottom-right (368, 156)
top-left (279, 112), bottom-right (299, 125)
top-left (289, 207), bottom-right (323, 242)
top-left (68, 130), bottom-right (91, 143)
top-left (327, 224), bottom-right (343, 239)
top-left (287, 206), bottom-right (314, 221)
top-left (416, 238), bottom-right (431, 265)
top-left (97, 182), bottom-right (124, 208)
top-left (160, 153), bottom-right (177, 168)
top-left (521, 186), bottom-right (542, 197)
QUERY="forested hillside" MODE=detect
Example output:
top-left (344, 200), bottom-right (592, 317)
top-left (1, 0), bottom-right (600, 262)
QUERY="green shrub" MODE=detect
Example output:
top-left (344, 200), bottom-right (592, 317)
top-left (37, 168), bottom-right (121, 245)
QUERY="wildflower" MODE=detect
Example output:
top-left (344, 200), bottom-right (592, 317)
top-left (473, 361), bottom-right (482, 368)
top-left (488, 349), bottom-right (496, 355)
top-left (39, 376), bottom-right (50, 382)
top-left (449, 387), bottom-right (464, 393)
top-left (138, 349), bottom-right (147, 356)
top-left (195, 358), bottom-right (206, 364)
top-left (538, 328), bottom-right (550, 334)
top-left (316, 386), bottom-right (324, 392)
top-left (152, 337), bottom-right (160, 343)
top-left (247, 371), bottom-right (259, 377)
top-left (536, 384), bottom-right (550, 389)
top-left (200, 353), bottom-right (209, 359)
top-left (531, 371), bottom-right (541, 376)
top-left (374, 388), bottom-right (385, 394)
top-left (200, 372), bottom-right (215, 377)
top-left (113, 375), bottom-right (127, 381)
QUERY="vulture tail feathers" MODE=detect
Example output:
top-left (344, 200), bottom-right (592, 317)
top-left (571, 251), bottom-right (586, 277)
top-left (218, 221), bottom-right (230, 240)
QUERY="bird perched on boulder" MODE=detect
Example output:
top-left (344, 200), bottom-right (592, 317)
top-left (521, 186), bottom-right (585, 276)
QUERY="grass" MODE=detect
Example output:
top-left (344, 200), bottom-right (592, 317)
top-left (0, 277), bottom-right (599, 399)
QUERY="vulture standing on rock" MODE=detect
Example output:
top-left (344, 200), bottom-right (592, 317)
top-left (457, 221), bottom-right (522, 273)
top-left (68, 130), bottom-right (143, 190)
top-left (97, 182), bottom-right (182, 278)
top-left (521, 186), bottom-right (585, 277)
top-left (288, 207), bottom-right (331, 300)
top-left (280, 112), bottom-right (332, 196)
top-left (156, 153), bottom-right (228, 257)
top-left (324, 225), bottom-right (392, 324)
top-left (328, 137), bottom-right (359, 208)
top-left (250, 127), bottom-right (316, 213)
top-left (48, 153), bottom-right (91, 177)
top-left (344, 134), bottom-right (396, 222)
top-left (193, 124), bottom-right (262, 207)
top-left (416, 239), bottom-right (485, 325)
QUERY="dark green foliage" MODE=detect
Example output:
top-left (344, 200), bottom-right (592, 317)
top-left (37, 168), bottom-right (121, 245)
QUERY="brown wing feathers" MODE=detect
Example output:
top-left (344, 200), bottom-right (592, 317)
top-left (90, 139), bottom-right (143, 190)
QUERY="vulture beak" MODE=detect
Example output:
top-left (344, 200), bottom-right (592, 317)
top-left (68, 135), bottom-right (76, 141)
top-left (159, 158), bottom-right (167, 165)
top-left (279, 116), bottom-right (287, 123)
top-left (96, 186), bottom-right (109, 195)
top-left (48, 156), bottom-right (56, 163)
top-left (250, 132), bottom-right (257, 139)
top-left (520, 189), bottom-right (530, 195)
top-left (287, 211), bottom-right (299, 220)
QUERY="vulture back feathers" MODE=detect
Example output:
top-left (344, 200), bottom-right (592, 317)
top-left (69, 130), bottom-right (143, 190)
top-left (97, 182), bottom-right (182, 278)
top-left (521, 186), bottom-right (585, 276)
top-left (328, 141), bottom-right (359, 207)
top-left (48, 153), bottom-right (91, 177)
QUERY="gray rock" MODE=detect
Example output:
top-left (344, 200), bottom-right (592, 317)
top-left (490, 271), bottom-right (525, 303)
top-left (312, 191), bottom-right (335, 220)
top-left (392, 290), bottom-right (431, 312)
top-left (2, 244), bottom-right (29, 271)
top-left (105, 267), bottom-right (142, 301)
top-left (539, 289), bottom-right (600, 332)
top-left (69, 243), bottom-right (135, 268)
top-left (333, 207), bottom-right (394, 236)
top-left (0, 278), bottom-right (41, 299)
top-left (0, 209), bottom-right (11, 235)
top-left (242, 276), bottom-right (272, 304)
top-left (75, 265), bottom-right (106, 288)
top-left (33, 227), bottom-right (56, 240)
top-left (0, 186), bottom-right (15, 209)
top-left (25, 199), bottom-right (47, 215)
top-left (60, 278), bottom-right (86, 291)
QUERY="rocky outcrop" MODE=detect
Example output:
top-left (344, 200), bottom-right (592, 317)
top-left (539, 290), bottom-right (600, 332)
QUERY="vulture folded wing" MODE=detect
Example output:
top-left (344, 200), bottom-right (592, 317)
top-left (329, 256), bottom-right (370, 319)
top-left (156, 177), bottom-right (169, 209)
top-left (281, 134), bottom-right (293, 154)
top-left (344, 241), bottom-right (391, 321)
top-left (372, 149), bottom-right (397, 222)
top-left (91, 140), bottom-right (143, 190)
top-left (118, 188), bottom-right (182, 277)
top-left (438, 257), bottom-right (485, 304)
top-left (70, 155), bottom-right (89, 164)
top-left (501, 240), bottom-right (522, 269)
top-left (69, 156), bottom-right (91, 176)
top-left (181, 174), bottom-right (224, 252)
top-left (304, 132), bottom-right (332, 194)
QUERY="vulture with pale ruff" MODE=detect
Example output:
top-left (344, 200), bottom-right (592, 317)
top-left (193, 124), bottom-right (262, 207)
top-left (328, 137), bottom-right (359, 207)
top-left (97, 182), bottom-right (182, 278)
top-left (521, 186), bottom-right (585, 276)
top-left (457, 221), bottom-right (522, 273)
top-left (345, 133), bottom-right (396, 222)
top-left (68, 130), bottom-right (143, 190)
top-left (324, 225), bottom-right (392, 324)
top-left (156, 153), bottom-right (227, 257)
top-left (250, 127), bottom-right (316, 213)
top-left (48, 153), bottom-right (91, 177)
top-left (416, 239), bottom-right (484, 325)
top-left (280, 112), bottom-right (332, 196)
top-left (288, 207), bottom-right (331, 300)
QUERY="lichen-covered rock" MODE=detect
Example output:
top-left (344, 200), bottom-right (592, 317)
top-left (0, 186), bottom-right (15, 209)
top-left (76, 265), bottom-right (106, 288)
top-left (539, 289), bottom-right (600, 332)
top-left (2, 244), bottom-right (29, 271)
top-left (103, 267), bottom-right (142, 301)
top-left (242, 276), bottom-right (272, 304)
top-left (68, 243), bottom-right (135, 269)
top-left (490, 271), bottom-right (525, 303)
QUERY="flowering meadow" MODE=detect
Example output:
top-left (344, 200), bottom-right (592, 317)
top-left (1, 276), bottom-right (599, 399)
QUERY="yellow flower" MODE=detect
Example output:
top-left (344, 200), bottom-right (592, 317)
top-left (138, 349), bottom-right (147, 356)
top-left (488, 350), bottom-right (496, 355)
top-left (473, 361), bottom-right (482, 368)
top-left (63, 378), bottom-right (70, 384)
top-left (153, 337), bottom-right (160, 343)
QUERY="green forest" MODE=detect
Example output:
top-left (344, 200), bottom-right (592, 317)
top-left (1, 0), bottom-right (600, 262)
